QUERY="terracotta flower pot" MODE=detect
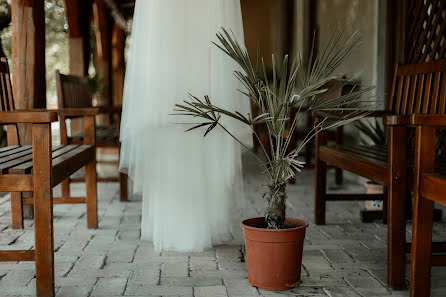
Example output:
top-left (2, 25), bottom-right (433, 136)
top-left (241, 217), bottom-right (308, 291)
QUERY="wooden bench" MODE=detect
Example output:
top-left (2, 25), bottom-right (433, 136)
top-left (0, 58), bottom-right (97, 297)
top-left (56, 70), bottom-right (128, 201)
top-left (410, 114), bottom-right (446, 297)
top-left (314, 59), bottom-right (446, 289)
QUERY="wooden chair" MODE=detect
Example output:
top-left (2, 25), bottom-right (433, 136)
top-left (410, 114), bottom-right (446, 297)
top-left (0, 58), bottom-right (97, 297)
top-left (55, 70), bottom-right (128, 201)
top-left (314, 59), bottom-right (446, 289)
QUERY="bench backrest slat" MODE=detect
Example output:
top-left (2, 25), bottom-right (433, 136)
top-left (56, 70), bottom-right (93, 109)
top-left (390, 59), bottom-right (446, 115)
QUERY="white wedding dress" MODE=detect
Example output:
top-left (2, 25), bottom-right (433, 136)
top-left (120, 0), bottom-right (251, 252)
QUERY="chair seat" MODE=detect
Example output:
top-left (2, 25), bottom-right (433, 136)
top-left (320, 144), bottom-right (446, 185)
top-left (0, 144), bottom-right (95, 187)
top-left (69, 124), bottom-right (119, 147)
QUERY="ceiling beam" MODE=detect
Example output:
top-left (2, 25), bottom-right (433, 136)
top-left (102, 0), bottom-right (130, 34)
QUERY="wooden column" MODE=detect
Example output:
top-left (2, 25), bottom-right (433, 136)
top-left (11, 0), bottom-right (46, 145)
top-left (111, 24), bottom-right (126, 108)
top-left (11, 0), bottom-right (46, 220)
top-left (64, 0), bottom-right (92, 76)
top-left (93, 0), bottom-right (112, 109)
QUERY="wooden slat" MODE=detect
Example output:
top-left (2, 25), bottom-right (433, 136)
top-left (430, 72), bottom-right (441, 113)
top-left (394, 76), bottom-right (404, 113)
top-left (401, 75), bottom-right (411, 114)
top-left (70, 177), bottom-right (118, 183)
top-left (432, 255), bottom-right (446, 266)
top-left (415, 73), bottom-right (425, 113)
top-left (407, 74), bottom-right (418, 114)
top-left (0, 145), bottom-right (30, 158)
top-left (326, 194), bottom-right (384, 201)
top-left (406, 242), bottom-right (446, 253)
top-left (51, 145), bottom-right (95, 187)
top-left (23, 197), bottom-right (86, 205)
top-left (9, 145), bottom-right (78, 173)
top-left (0, 174), bottom-right (33, 191)
top-left (0, 250), bottom-right (35, 261)
top-left (438, 75), bottom-right (446, 114)
top-left (0, 145), bottom-right (19, 153)
top-left (319, 146), bottom-right (388, 185)
top-left (422, 73), bottom-right (432, 113)
top-left (420, 173), bottom-right (446, 205)
top-left (4, 146), bottom-right (65, 173)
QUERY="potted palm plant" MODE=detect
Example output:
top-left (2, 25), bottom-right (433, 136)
top-left (173, 28), bottom-right (376, 291)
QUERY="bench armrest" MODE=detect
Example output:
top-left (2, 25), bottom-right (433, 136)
top-left (0, 111), bottom-right (58, 123)
top-left (383, 115), bottom-right (410, 126)
top-left (57, 108), bottom-right (99, 117)
top-left (364, 110), bottom-right (392, 117)
top-left (411, 114), bottom-right (446, 126)
top-left (98, 106), bottom-right (122, 114)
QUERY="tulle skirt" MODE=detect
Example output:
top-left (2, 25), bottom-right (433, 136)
top-left (119, 0), bottom-right (251, 251)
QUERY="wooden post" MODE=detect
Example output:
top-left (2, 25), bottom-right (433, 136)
top-left (11, 0), bottom-right (46, 219)
top-left (93, 0), bottom-right (112, 112)
top-left (410, 126), bottom-right (435, 297)
top-left (83, 116), bottom-right (98, 229)
top-left (63, 0), bottom-right (93, 197)
top-left (32, 123), bottom-right (55, 297)
top-left (64, 0), bottom-right (92, 76)
top-left (11, 0), bottom-right (46, 144)
top-left (387, 125), bottom-right (407, 289)
top-left (111, 23), bottom-right (125, 108)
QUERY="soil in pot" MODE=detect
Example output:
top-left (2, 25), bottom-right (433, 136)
top-left (241, 217), bottom-right (308, 291)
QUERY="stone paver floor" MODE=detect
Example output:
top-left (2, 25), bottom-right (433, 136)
top-left (0, 152), bottom-right (445, 297)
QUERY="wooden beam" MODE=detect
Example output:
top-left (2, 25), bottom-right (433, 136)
top-left (64, 0), bottom-right (92, 76)
top-left (93, 0), bottom-right (112, 119)
top-left (11, 0), bottom-right (46, 145)
top-left (112, 24), bottom-right (126, 108)
top-left (0, 250), bottom-right (35, 261)
top-left (103, 0), bottom-right (130, 34)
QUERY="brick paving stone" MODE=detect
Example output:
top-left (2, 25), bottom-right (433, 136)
top-left (321, 249), bottom-right (355, 264)
top-left (345, 277), bottom-right (390, 296)
top-left (162, 262), bottom-right (189, 277)
top-left (125, 284), bottom-right (193, 296)
top-left (0, 270), bottom-right (35, 287)
top-left (191, 269), bottom-right (248, 279)
top-left (190, 257), bottom-right (217, 270)
top-left (160, 277), bottom-right (222, 287)
top-left (90, 277), bottom-right (128, 296)
top-left (323, 286), bottom-right (361, 297)
top-left (0, 159), bottom-right (445, 297)
top-left (73, 254), bottom-right (106, 270)
top-left (107, 246), bottom-right (137, 263)
top-left (218, 261), bottom-right (246, 270)
top-left (128, 267), bottom-right (160, 286)
top-left (194, 285), bottom-right (228, 297)
top-left (224, 279), bottom-right (259, 297)
top-left (57, 285), bottom-right (92, 297)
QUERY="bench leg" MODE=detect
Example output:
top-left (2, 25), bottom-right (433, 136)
top-left (315, 131), bottom-right (327, 225)
top-left (410, 126), bottom-right (435, 297)
top-left (85, 159), bottom-right (98, 229)
top-left (387, 126), bottom-right (407, 289)
top-left (61, 179), bottom-right (70, 197)
top-left (410, 195), bottom-right (433, 297)
top-left (33, 123), bottom-right (55, 297)
top-left (10, 192), bottom-right (23, 229)
top-left (119, 172), bottom-right (128, 202)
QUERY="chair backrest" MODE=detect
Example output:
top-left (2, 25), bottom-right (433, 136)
top-left (0, 57), bottom-right (15, 112)
top-left (0, 57), bottom-right (20, 145)
top-left (56, 70), bottom-right (93, 109)
top-left (388, 59), bottom-right (446, 115)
